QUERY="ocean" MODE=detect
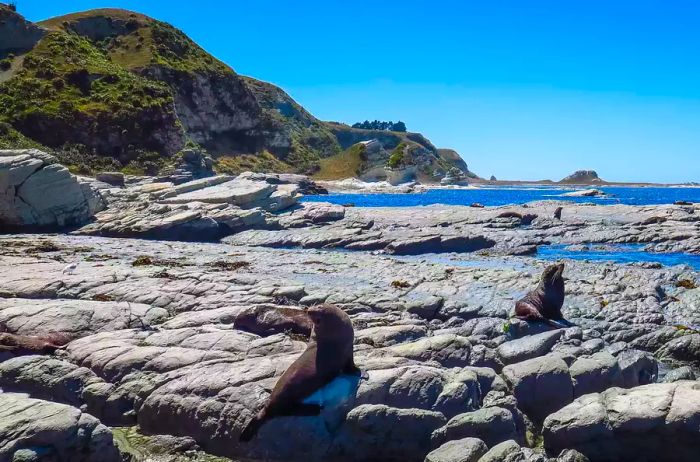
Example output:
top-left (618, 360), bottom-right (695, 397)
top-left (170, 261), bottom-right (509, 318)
top-left (301, 186), bottom-right (700, 208)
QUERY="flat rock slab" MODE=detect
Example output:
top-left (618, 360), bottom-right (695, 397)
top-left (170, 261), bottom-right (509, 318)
top-left (497, 329), bottom-right (564, 365)
top-left (0, 392), bottom-right (121, 462)
top-left (160, 178), bottom-right (274, 206)
top-left (0, 298), bottom-right (168, 339)
top-left (543, 381), bottom-right (700, 462)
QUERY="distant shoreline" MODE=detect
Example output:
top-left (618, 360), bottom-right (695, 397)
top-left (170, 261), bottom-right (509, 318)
top-left (316, 178), bottom-right (700, 195)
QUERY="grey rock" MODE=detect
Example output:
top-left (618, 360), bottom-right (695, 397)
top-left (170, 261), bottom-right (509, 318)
top-left (301, 202), bottom-right (346, 223)
top-left (432, 407), bottom-right (519, 448)
top-left (501, 354), bottom-right (573, 422)
top-left (333, 404), bottom-right (447, 462)
top-left (478, 440), bottom-right (523, 462)
top-left (569, 352), bottom-right (623, 398)
top-left (425, 438), bottom-right (487, 462)
top-left (382, 334), bottom-right (472, 368)
top-left (0, 393), bottom-right (120, 462)
top-left (543, 382), bottom-right (700, 462)
top-left (0, 355), bottom-right (130, 425)
top-left (657, 333), bottom-right (700, 367)
top-left (0, 150), bottom-right (105, 228)
top-left (662, 366), bottom-right (697, 382)
top-left (95, 172), bottom-right (125, 186)
top-left (556, 449), bottom-right (590, 462)
top-left (616, 348), bottom-right (658, 387)
top-left (497, 330), bottom-right (564, 365)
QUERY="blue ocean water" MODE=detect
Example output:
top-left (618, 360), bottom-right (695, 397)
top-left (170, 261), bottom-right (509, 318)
top-left (538, 244), bottom-right (700, 270)
top-left (301, 186), bottom-right (700, 207)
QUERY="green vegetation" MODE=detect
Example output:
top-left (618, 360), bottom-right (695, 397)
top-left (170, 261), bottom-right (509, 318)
top-left (352, 120), bottom-right (407, 132)
top-left (243, 76), bottom-right (340, 172)
top-left (2, 7), bottom-right (452, 179)
top-left (313, 143), bottom-right (366, 180)
top-left (387, 142), bottom-right (406, 168)
top-left (0, 29), bottom-right (179, 162)
top-left (0, 122), bottom-right (46, 149)
top-left (39, 9), bottom-right (231, 75)
top-left (215, 151), bottom-right (292, 175)
top-left (112, 426), bottom-right (230, 462)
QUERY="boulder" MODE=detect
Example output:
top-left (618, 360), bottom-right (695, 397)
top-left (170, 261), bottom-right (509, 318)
top-left (425, 438), bottom-right (487, 462)
top-left (387, 235), bottom-right (495, 255)
top-left (615, 348), bottom-right (658, 387)
top-left (431, 407), bottom-right (519, 448)
top-left (0, 355), bottom-right (130, 425)
top-left (561, 189), bottom-right (606, 197)
top-left (0, 149), bottom-right (105, 228)
top-left (557, 449), bottom-right (590, 462)
top-left (569, 352), bottom-right (623, 398)
top-left (543, 382), bottom-right (700, 462)
top-left (302, 202), bottom-right (346, 223)
top-left (0, 393), bottom-right (121, 462)
top-left (497, 329), bottom-right (564, 365)
top-left (657, 333), bottom-right (700, 367)
top-left (333, 405), bottom-right (447, 462)
top-left (501, 354), bottom-right (573, 422)
top-left (383, 334), bottom-right (472, 368)
top-left (95, 171), bottom-right (125, 186)
top-left (478, 440), bottom-right (522, 462)
top-left (662, 366), bottom-right (696, 383)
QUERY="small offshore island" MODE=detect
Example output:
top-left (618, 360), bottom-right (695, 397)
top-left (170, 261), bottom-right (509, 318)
top-left (1, 4), bottom-right (700, 462)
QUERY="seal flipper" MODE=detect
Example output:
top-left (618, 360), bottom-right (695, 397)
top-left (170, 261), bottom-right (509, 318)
top-left (240, 413), bottom-right (265, 442)
top-left (343, 360), bottom-right (369, 380)
top-left (239, 403), bottom-right (323, 442)
top-left (276, 402), bottom-right (323, 416)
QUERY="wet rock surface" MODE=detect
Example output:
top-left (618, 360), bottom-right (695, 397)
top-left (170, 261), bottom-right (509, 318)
top-left (0, 194), bottom-right (699, 461)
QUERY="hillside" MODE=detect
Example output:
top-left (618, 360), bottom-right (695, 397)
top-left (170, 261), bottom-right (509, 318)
top-left (317, 123), bottom-right (479, 183)
top-left (0, 4), bottom-right (473, 181)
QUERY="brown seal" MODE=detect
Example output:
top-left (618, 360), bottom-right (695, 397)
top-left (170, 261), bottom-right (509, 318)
top-left (553, 207), bottom-right (563, 220)
top-left (239, 303), bottom-right (359, 442)
top-left (515, 262), bottom-right (567, 326)
top-left (0, 332), bottom-right (69, 356)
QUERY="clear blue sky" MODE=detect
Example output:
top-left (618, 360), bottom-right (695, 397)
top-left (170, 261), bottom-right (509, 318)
top-left (20, 0), bottom-right (700, 183)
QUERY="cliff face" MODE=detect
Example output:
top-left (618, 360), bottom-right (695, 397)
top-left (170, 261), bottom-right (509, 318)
top-left (0, 5), bottom-right (46, 58)
top-left (0, 5), bottom-right (472, 180)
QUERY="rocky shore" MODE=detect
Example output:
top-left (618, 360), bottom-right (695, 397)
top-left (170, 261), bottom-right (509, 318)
top-left (1, 153), bottom-right (699, 461)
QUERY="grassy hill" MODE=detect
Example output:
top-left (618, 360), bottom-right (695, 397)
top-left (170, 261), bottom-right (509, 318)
top-left (314, 143), bottom-right (367, 180)
top-left (0, 4), bottom-right (474, 181)
top-left (0, 5), bottom-right (339, 174)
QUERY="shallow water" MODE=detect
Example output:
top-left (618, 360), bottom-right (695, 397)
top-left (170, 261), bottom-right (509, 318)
top-left (537, 244), bottom-right (700, 270)
top-left (302, 186), bottom-right (700, 207)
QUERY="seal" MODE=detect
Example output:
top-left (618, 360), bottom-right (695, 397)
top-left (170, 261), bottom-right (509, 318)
top-left (239, 303), bottom-right (360, 442)
top-left (553, 207), bottom-right (563, 220)
top-left (0, 332), bottom-right (69, 356)
top-left (515, 262), bottom-right (567, 326)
